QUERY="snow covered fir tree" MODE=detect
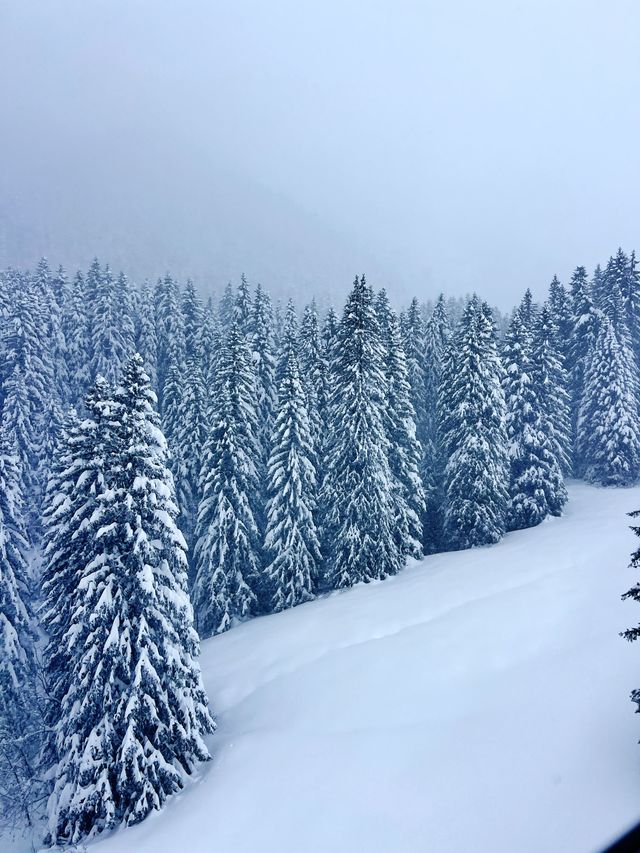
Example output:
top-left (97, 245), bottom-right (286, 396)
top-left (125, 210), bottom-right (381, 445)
top-left (1, 247), bottom-right (640, 844)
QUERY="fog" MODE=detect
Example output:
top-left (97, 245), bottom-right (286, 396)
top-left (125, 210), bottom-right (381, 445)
top-left (1, 0), bottom-right (639, 307)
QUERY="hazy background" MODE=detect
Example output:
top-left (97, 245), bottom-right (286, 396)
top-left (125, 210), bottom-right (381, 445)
top-left (1, 0), bottom-right (639, 307)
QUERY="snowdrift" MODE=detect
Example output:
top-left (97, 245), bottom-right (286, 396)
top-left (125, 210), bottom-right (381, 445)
top-left (52, 484), bottom-right (640, 850)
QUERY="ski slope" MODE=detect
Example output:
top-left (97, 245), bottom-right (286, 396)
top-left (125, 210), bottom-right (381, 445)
top-left (40, 484), bottom-right (640, 850)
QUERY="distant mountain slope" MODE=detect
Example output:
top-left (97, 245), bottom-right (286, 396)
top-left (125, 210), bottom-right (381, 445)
top-left (82, 482), bottom-right (640, 853)
top-left (0, 152), bottom-right (392, 306)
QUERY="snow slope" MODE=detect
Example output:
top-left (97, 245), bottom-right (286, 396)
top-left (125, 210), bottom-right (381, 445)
top-left (32, 483), bottom-right (640, 851)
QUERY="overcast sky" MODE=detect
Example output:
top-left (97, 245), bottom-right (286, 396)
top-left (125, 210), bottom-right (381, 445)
top-left (1, 0), bottom-right (639, 307)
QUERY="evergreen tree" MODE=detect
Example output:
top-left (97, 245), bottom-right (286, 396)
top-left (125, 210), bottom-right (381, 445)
top-left (135, 281), bottom-right (158, 390)
top-left (440, 299), bottom-right (509, 549)
top-left (181, 279), bottom-right (204, 362)
top-left (264, 302), bottom-right (320, 611)
top-left (234, 273), bottom-right (252, 336)
top-left (422, 294), bottom-right (450, 552)
top-left (172, 357), bottom-right (209, 562)
top-left (577, 318), bottom-right (640, 486)
top-left (45, 356), bottom-right (213, 845)
top-left (376, 289), bottom-right (425, 558)
top-left (41, 382), bottom-right (112, 761)
top-left (517, 287), bottom-right (538, 333)
top-left (91, 265), bottom-right (133, 383)
top-left (321, 276), bottom-right (402, 588)
top-left (249, 283), bottom-right (277, 462)
top-left (401, 297), bottom-right (427, 455)
top-left (531, 304), bottom-right (572, 475)
top-left (193, 322), bottom-right (262, 635)
top-left (502, 313), bottom-right (567, 530)
top-left (155, 274), bottom-right (186, 414)
top-left (298, 300), bottom-right (328, 463)
top-left (63, 271), bottom-right (92, 404)
top-left (547, 275), bottom-right (573, 370)
top-left (569, 266), bottom-right (601, 473)
top-left (218, 281), bottom-right (235, 328)
top-left (0, 429), bottom-right (42, 830)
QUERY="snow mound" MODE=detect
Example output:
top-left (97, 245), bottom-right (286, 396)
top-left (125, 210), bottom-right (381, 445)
top-left (67, 484), bottom-right (640, 850)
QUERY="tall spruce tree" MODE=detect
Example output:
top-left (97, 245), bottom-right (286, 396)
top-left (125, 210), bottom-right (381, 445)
top-left (569, 266), bottom-right (601, 474)
top-left (577, 317), bottom-right (640, 486)
top-left (502, 313), bottom-right (567, 530)
top-left (321, 276), bottom-right (402, 588)
top-left (45, 356), bottom-right (213, 845)
top-left (193, 322), bottom-right (262, 634)
top-left (0, 428), bottom-right (42, 830)
top-left (376, 289), bottom-right (425, 558)
top-left (547, 275), bottom-right (573, 370)
top-left (422, 294), bottom-right (451, 552)
top-left (440, 299), bottom-right (509, 549)
top-left (298, 300), bottom-right (328, 466)
top-left (531, 304), bottom-right (572, 475)
top-left (264, 302), bottom-right (320, 611)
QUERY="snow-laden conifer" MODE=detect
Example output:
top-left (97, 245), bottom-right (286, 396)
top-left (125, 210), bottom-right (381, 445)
top-left (502, 313), bottom-right (567, 530)
top-left (440, 299), bottom-right (509, 549)
top-left (0, 428), bottom-right (42, 829)
top-left (264, 302), bottom-right (320, 611)
top-left (422, 294), bottom-right (451, 552)
top-left (193, 322), bottom-right (262, 634)
top-left (569, 266), bottom-right (601, 473)
top-left (321, 276), bottom-right (402, 587)
top-left (577, 318), bottom-right (640, 486)
top-left (376, 289), bottom-right (425, 558)
top-left (46, 356), bottom-right (213, 845)
top-left (531, 304), bottom-right (572, 475)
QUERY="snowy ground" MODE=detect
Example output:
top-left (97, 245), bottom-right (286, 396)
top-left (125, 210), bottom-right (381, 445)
top-left (7, 482), bottom-right (640, 852)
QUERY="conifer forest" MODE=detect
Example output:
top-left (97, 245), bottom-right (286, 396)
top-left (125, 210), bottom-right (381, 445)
top-left (4, 3), bottom-right (640, 851)
top-left (1, 250), bottom-right (640, 848)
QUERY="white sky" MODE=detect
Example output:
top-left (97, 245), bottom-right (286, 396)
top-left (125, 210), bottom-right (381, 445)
top-left (1, 0), bottom-right (639, 306)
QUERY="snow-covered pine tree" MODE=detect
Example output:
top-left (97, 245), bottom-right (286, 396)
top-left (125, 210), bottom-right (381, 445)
top-left (193, 321), bottom-right (262, 635)
top-left (1, 367), bottom-right (42, 538)
top-left (321, 276), bottom-right (402, 588)
top-left (181, 279), bottom-right (204, 363)
top-left (197, 299), bottom-right (221, 390)
top-left (517, 287), bottom-right (538, 334)
top-left (161, 355), bottom-right (184, 451)
top-left (576, 317), bottom-right (640, 486)
top-left (0, 427), bottom-right (42, 830)
top-left (155, 274), bottom-right (186, 415)
top-left (625, 251), bottom-right (640, 364)
top-left (40, 381), bottom-right (112, 768)
top-left (218, 281), bottom-right (235, 328)
top-left (547, 275), bottom-right (573, 371)
top-left (591, 263), bottom-right (606, 310)
top-left (298, 300), bottom-right (328, 467)
top-left (440, 298), bottom-right (509, 549)
top-left (264, 302), bottom-right (320, 611)
top-left (46, 355), bottom-right (213, 846)
top-left (376, 288), bottom-right (425, 558)
top-left (249, 283), bottom-right (277, 465)
top-left (234, 273), bottom-right (252, 337)
top-left (91, 265), bottom-right (133, 384)
top-left (422, 294), bottom-right (451, 552)
top-left (172, 356), bottom-right (209, 565)
top-left (502, 312), bottom-right (567, 530)
top-left (401, 297), bottom-right (427, 457)
top-left (33, 258), bottom-right (69, 409)
top-left (134, 281), bottom-right (159, 390)
top-left (569, 265), bottom-right (601, 475)
top-left (63, 271), bottom-right (92, 404)
top-left (531, 304), bottom-right (572, 475)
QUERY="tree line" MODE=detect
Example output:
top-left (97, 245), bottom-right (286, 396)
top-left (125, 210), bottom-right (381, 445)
top-left (1, 248), bottom-right (639, 845)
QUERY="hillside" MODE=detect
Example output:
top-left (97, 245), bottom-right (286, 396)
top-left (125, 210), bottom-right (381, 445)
top-left (55, 482), bottom-right (635, 853)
